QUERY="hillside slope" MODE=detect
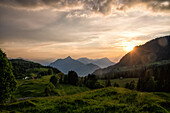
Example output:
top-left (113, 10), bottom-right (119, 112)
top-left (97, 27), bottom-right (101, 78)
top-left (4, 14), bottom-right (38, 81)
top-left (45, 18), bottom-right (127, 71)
top-left (93, 35), bottom-right (170, 76)
top-left (1, 87), bottom-right (170, 113)
top-left (10, 59), bottom-right (61, 79)
top-left (13, 75), bottom-right (89, 98)
top-left (116, 35), bottom-right (170, 67)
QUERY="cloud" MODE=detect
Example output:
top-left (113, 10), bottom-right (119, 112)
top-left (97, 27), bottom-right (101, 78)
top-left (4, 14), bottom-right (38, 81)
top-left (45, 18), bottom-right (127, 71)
top-left (117, 0), bottom-right (170, 13)
top-left (0, 0), bottom-right (83, 10)
top-left (0, 0), bottom-right (170, 64)
top-left (0, 0), bottom-right (170, 15)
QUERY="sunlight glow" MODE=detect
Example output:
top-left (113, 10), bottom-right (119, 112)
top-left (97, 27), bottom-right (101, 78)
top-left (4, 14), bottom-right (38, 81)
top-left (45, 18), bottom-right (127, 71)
top-left (121, 31), bottom-right (145, 38)
top-left (123, 42), bottom-right (135, 52)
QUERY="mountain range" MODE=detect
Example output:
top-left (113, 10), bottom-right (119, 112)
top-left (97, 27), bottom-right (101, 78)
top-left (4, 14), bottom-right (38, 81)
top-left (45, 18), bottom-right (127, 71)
top-left (49, 56), bottom-right (114, 76)
top-left (93, 35), bottom-right (170, 76)
top-left (77, 57), bottom-right (115, 68)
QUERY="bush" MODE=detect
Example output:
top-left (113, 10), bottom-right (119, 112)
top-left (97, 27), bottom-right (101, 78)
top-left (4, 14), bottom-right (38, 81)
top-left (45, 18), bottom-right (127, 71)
top-left (125, 80), bottom-right (135, 90)
top-left (50, 75), bottom-right (59, 86)
top-left (48, 69), bottom-right (53, 75)
top-left (45, 86), bottom-right (51, 96)
top-left (106, 79), bottom-right (111, 87)
top-left (10, 95), bottom-right (17, 103)
top-left (94, 81), bottom-right (104, 89)
top-left (58, 73), bottom-right (64, 84)
top-left (125, 83), bottom-right (130, 89)
top-left (44, 82), bottom-right (58, 96)
top-left (114, 82), bottom-right (119, 87)
top-left (48, 82), bottom-right (55, 90)
top-left (29, 73), bottom-right (36, 77)
top-left (86, 74), bottom-right (103, 89)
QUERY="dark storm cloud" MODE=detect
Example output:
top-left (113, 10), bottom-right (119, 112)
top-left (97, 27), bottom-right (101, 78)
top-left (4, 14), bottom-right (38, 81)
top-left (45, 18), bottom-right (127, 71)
top-left (0, 0), bottom-right (170, 15)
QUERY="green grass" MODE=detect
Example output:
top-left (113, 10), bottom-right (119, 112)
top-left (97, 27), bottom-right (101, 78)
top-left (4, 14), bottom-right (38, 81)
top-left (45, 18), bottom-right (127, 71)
top-left (3, 77), bottom-right (169, 112)
top-left (99, 78), bottom-right (139, 87)
top-left (13, 77), bottom-right (138, 98)
top-left (1, 87), bottom-right (170, 113)
top-left (153, 92), bottom-right (170, 101)
top-left (13, 75), bottom-right (89, 98)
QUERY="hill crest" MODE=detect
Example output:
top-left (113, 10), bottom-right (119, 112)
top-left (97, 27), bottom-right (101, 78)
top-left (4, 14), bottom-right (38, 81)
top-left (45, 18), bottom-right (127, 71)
top-left (93, 35), bottom-right (170, 76)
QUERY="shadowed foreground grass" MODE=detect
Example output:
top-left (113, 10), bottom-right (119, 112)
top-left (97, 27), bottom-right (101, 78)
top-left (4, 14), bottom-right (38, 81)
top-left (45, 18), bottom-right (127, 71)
top-left (1, 87), bottom-right (170, 113)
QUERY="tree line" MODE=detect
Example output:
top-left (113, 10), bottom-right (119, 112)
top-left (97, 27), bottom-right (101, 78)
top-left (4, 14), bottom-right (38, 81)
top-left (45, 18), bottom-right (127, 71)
top-left (45, 70), bottom-right (105, 96)
top-left (137, 63), bottom-right (170, 92)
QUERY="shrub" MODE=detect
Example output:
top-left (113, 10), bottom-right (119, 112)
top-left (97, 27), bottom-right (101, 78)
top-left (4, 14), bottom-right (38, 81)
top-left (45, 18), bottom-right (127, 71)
top-left (114, 82), bottom-right (120, 87)
top-left (45, 86), bottom-right (51, 96)
top-left (125, 80), bottom-right (135, 90)
top-left (50, 75), bottom-right (59, 86)
top-left (48, 69), bottom-right (53, 75)
top-left (106, 79), bottom-right (112, 87)
top-left (10, 95), bottom-right (17, 103)
top-left (45, 82), bottom-right (56, 96)
top-left (58, 73), bottom-right (64, 84)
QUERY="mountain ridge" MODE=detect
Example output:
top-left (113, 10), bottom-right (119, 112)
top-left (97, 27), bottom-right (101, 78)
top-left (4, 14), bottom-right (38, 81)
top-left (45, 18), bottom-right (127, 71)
top-left (77, 57), bottom-right (115, 68)
top-left (93, 35), bottom-right (170, 76)
top-left (49, 56), bottom-right (100, 76)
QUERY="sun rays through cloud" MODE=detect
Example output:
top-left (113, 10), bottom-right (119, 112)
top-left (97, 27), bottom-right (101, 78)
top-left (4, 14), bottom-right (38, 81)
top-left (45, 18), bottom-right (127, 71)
top-left (0, 0), bottom-right (170, 64)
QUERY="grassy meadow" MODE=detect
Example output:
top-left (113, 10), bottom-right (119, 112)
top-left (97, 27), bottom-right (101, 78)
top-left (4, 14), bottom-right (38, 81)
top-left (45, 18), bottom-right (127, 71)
top-left (1, 87), bottom-right (170, 113)
top-left (13, 76), bottom-right (138, 98)
top-left (13, 75), bottom-right (89, 98)
top-left (1, 75), bottom-right (169, 113)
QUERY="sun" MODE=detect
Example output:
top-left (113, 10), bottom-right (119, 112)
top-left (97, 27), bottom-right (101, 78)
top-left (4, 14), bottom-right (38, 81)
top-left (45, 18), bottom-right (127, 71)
top-left (123, 42), bottom-right (135, 52)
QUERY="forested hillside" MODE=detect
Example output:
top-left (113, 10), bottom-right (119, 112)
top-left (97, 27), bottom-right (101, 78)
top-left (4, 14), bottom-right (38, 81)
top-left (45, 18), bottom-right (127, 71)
top-left (10, 59), bottom-right (61, 79)
top-left (94, 36), bottom-right (170, 77)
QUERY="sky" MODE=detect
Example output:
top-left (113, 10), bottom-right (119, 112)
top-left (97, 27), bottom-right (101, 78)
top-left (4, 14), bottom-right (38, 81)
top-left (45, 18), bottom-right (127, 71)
top-left (0, 0), bottom-right (170, 65)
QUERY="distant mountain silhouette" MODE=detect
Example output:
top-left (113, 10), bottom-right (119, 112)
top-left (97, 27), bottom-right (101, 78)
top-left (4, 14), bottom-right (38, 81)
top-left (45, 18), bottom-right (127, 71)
top-left (93, 35), bottom-right (170, 76)
top-left (77, 57), bottom-right (115, 68)
top-left (49, 56), bottom-right (100, 76)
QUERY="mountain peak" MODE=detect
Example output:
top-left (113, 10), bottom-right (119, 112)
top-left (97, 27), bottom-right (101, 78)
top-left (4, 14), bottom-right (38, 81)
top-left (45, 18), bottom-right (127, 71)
top-left (49, 56), bottom-right (100, 76)
top-left (101, 57), bottom-right (109, 60)
top-left (65, 56), bottom-right (72, 60)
